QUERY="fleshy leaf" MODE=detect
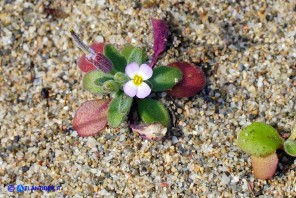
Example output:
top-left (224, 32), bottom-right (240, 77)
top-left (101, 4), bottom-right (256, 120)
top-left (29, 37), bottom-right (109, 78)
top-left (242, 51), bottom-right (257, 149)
top-left (284, 140), bottom-right (296, 157)
top-left (167, 62), bottom-right (206, 98)
top-left (237, 122), bottom-right (284, 157)
top-left (149, 66), bottom-right (182, 92)
top-left (130, 123), bottom-right (167, 141)
top-left (121, 45), bottom-right (135, 60)
top-left (83, 70), bottom-right (114, 94)
top-left (104, 44), bottom-right (127, 73)
top-left (108, 91), bottom-right (133, 127)
top-left (119, 93), bottom-right (133, 114)
top-left (150, 18), bottom-right (169, 68)
top-left (127, 47), bottom-right (147, 65)
top-left (73, 99), bottom-right (110, 137)
top-left (78, 42), bottom-right (105, 72)
top-left (251, 153), bottom-right (278, 180)
top-left (137, 99), bottom-right (170, 127)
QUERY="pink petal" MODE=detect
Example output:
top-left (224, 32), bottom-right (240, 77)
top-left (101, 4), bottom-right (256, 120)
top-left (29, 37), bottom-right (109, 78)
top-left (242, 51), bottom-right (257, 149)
top-left (138, 64), bottom-right (153, 80)
top-left (136, 82), bottom-right (151, 98)
top-left (125, 62), bottom-right (139, 78)
top-left (123, 80), bottom-right (138, 97)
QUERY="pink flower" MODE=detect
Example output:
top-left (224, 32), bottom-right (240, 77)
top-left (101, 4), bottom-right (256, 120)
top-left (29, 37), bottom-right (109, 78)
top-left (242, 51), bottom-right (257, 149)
top-left (123, 63), bottom-right (153, 98)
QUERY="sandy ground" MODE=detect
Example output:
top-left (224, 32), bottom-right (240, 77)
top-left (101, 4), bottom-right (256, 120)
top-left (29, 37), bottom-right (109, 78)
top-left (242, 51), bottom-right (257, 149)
top-left (0, 0), bottom-right (296, 197)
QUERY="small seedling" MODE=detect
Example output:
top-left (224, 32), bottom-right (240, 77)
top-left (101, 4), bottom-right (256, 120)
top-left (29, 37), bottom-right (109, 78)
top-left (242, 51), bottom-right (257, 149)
top-left (237, 122), bottom-right (296, 179)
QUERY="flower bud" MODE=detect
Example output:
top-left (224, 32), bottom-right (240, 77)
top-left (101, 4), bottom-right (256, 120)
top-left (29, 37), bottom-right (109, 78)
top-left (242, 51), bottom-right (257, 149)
top-left (114, 72), bottom-right (129, 85)
top-left (103, 80), bottom-right (119, 93)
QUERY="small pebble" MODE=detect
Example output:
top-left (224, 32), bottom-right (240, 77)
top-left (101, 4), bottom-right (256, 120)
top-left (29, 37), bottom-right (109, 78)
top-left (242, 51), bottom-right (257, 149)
top-left (172, 136), bottom-right (178, 144)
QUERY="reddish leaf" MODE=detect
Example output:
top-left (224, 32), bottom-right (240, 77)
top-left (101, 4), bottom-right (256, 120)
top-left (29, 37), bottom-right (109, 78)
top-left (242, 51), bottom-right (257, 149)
top-left (149, 18), bottom-right (169, 68)
top-left (73, 99), bottom-right (110, 137)
top-left (251, 153), bottom-right (278, 180)
top-left (167, 62), bottom-right (206, 98)
top-left (78, 42), bottom-right (105, 72)
top-left (130, 123), bottom-right (167, 141)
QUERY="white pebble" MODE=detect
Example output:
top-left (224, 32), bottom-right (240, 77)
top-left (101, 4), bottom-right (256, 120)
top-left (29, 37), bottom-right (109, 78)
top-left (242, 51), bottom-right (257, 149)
top-left (242, 179), bottom-right (249, 191)
top-left (172, 136), bottom-right (178, 144)
top-left (221, 174), bottom-right (230, 185)
top-left (95, 35), bottom-right (104, 43)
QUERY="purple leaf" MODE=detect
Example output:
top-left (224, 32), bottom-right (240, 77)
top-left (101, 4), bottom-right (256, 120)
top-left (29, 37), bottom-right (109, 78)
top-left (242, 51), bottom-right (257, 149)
top-left (168, 62), bottom-right (206, 98)
top-left (149, 18), bottom-right (169, 68)
top-left (73, 99), bottom-right (110, 137)
top-left (86, 53), bottom-right (113, 73)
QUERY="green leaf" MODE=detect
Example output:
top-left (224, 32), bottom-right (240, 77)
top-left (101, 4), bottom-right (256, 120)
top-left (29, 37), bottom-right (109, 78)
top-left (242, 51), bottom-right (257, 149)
top-left (237, 122), bottom-right (284, 157)
top-left (119, 93), bottom-right (133, 114)
top-left (127, 47), bottom-right (147, 65)
top-left (148, 66), bottom-right (183, 92)
top-left (108, 91), bottom-right (133, 127)
top-left (94, 76), bottom-right (114, 86)
top-left (83, 70), bottom-right (114, 94)
top-left (104, 44), bottom-right (127, 73)
top-left (284, 140), bottom-right (296, 157)
top-left (121, 45), bottom-right (135, 60)
top-left (137, 99), bottom-right (170, 127)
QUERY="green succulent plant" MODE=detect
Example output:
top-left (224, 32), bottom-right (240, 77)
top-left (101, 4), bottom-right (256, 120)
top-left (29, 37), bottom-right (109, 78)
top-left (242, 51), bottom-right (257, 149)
top-left (237, 122), bottom-right (283, 157)
top-left (71, 19), bottom-right (206, 140)
top-left (82, 44), bottom-right (182, 128)
top-left (237, 122), bottom-right (296, 179)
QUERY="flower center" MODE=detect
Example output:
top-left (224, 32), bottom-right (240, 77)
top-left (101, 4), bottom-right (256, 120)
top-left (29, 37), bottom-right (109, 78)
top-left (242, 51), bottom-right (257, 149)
top-left (133, 75), bottom-right (143, 86)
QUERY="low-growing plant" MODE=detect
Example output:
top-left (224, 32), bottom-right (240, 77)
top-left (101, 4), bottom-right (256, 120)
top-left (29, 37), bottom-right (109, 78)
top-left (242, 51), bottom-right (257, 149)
top-left (70, 18), bottom-right (206, 140)
top-left (237, 122), bottom-right (296, 179)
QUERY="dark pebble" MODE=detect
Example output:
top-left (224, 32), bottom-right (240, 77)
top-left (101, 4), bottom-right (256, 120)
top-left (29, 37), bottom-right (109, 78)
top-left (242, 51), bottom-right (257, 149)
top-left (21, 166), bottom-right (30, 173)
top-left (266, 14), bottom-right (273, 21)
top-left (179, 144), bottom-right (186, 155)
top-left (41, 88), bottom-right (49, 99)
top-left (170, 127), bottom-right (183, 137)
top-left (141, 167), bottom-right (147, 172)
top-left (238, 64), bottom-right (245, 71)
top-left (14, 135), bottom-right (20, 143)
top-left (105, 133), bottom-right (112, 140)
